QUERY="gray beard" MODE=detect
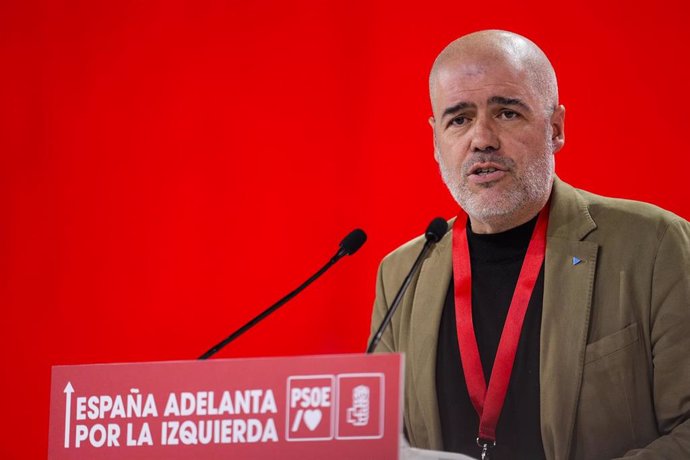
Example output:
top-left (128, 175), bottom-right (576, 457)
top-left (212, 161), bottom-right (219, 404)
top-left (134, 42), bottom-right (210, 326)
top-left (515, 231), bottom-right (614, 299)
top-left (438, 149), bottom-right (554, 223)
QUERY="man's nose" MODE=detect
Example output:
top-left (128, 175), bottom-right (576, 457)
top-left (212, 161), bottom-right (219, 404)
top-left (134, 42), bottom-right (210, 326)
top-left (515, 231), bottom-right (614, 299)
top-left (470, 116), bottom-right (500, 152)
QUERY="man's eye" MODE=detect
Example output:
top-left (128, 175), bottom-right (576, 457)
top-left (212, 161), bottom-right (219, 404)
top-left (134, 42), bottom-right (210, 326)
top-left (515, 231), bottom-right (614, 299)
top-left (451, 116), bottom-right (468, 126)
top-left (499, 110), bottom-right (519, 120)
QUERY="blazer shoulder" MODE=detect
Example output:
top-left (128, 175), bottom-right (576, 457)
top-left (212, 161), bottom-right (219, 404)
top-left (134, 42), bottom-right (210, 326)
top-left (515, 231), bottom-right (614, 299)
top-left (381, 233), bottom-right (427, 267)
top-left (577, 188), bottom-right (689, 241)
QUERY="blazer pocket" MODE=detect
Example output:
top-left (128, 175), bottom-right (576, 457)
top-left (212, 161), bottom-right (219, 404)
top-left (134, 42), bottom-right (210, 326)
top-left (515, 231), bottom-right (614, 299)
top-left (574, 322), bottom-right (653, 459)
top-left (584, 322), bottom-right (639, 365)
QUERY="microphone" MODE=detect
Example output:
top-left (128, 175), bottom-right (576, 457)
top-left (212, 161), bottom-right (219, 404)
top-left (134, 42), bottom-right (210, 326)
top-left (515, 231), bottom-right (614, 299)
top-left (199, 228), bottom-right (367, 360)
top-left (367, 218), bottom-right (448, 354)
top-left (335, 228), bottom-right (367, 260)
top-left (425, 217), bottom-right (448, 243)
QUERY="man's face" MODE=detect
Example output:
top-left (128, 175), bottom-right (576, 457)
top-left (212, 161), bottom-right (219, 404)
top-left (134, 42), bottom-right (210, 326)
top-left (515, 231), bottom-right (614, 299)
top-left (430, 56), bottom-right (564, 225)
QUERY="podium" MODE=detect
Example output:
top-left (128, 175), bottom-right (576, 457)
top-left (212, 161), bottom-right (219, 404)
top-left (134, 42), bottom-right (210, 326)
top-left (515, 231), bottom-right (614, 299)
top-left (49, 353), bottom-right (476, 459)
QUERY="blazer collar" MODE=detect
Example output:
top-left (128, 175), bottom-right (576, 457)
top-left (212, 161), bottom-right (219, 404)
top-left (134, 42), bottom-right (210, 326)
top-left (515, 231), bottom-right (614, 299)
top-left (547, 177), bottom-right (597, 241)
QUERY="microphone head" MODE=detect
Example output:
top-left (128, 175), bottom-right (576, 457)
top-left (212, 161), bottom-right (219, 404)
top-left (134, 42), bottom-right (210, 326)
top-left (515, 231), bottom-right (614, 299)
top-left (339, 229), bottom-right (367, 256)
top-left (425, 217), bottom-right (448, 243)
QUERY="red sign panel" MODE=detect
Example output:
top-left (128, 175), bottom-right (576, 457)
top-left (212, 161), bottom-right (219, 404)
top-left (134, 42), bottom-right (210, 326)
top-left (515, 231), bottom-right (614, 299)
top-left (48, 353), bottom-right (403, 459)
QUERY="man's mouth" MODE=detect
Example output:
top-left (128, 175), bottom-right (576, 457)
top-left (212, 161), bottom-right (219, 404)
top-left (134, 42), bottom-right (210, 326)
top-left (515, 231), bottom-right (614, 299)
top-left (466, 162), bottom-right (509, 184)
top-left (468, 163), bottom-right (507, 176)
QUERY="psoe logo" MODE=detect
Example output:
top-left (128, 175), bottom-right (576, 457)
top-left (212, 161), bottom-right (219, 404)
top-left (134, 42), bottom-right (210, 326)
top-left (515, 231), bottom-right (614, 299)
top-left (336, 373), bottom-right (384, 440)
top-left (285, 375), bottom-right (334, 441)
top-left (346, 385), bottom-right (370, 427)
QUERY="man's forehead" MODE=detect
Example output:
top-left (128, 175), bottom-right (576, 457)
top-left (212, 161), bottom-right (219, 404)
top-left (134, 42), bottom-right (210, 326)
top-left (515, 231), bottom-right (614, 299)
top-left (434, 54), bottom-right (526, 86)
top-left (437, 61), bottom-right (490, 80)
top-left (431, 57), bottom-right (537, 112)
top-left (437, 79), bottom-right (527, 98)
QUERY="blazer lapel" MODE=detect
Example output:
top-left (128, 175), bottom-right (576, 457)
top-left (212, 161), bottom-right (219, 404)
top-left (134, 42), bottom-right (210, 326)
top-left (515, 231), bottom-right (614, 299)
top-left (540, 178), bottom-right (598, 460)
top-left (408, 220), bottom-right (454, 450)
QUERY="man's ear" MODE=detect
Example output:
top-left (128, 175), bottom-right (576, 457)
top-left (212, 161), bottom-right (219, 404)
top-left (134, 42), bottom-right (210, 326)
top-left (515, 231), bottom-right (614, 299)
top-left (429, 116), bottom-right (440, 162)
top-left (550, 105), bottom-right (565, 153)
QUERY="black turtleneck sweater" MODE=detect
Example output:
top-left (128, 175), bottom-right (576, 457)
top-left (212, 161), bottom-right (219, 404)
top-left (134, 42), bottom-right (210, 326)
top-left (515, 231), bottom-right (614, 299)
top-left (436, 216), bottom-right (546, 459)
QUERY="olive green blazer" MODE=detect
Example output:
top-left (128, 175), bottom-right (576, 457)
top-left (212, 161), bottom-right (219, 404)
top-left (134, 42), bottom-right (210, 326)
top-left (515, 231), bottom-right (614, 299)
top-left (370, 177), bottom-right (690, 459)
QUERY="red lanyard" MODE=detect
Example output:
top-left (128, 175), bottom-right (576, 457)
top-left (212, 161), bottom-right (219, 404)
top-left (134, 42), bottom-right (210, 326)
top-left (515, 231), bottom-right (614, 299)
top-left (451, 207), bottom-right (549, 452)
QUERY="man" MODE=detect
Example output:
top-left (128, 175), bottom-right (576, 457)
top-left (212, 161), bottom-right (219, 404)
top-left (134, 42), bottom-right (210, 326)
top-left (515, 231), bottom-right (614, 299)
top-left (370, 30), bottom-right (690, 459)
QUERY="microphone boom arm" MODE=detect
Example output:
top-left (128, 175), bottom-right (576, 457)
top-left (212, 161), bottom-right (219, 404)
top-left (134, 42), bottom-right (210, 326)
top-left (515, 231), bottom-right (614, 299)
top-left (199, 255), bottom-right (339, 360)
top-left (366, 217), bottom-right (447, 354)
top-left (199, 228), bottom-right (366, 360)
top-left (366, 240), bottom-right (433, 354)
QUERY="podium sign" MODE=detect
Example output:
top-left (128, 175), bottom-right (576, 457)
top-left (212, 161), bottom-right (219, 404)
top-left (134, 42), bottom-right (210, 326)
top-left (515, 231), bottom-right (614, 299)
top-left (49, 353), bottom-right (403, 459)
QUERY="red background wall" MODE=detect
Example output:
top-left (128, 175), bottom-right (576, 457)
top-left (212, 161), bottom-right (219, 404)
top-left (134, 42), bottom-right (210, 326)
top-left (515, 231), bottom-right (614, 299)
top-left (1, 1), bottom-right (689, 457)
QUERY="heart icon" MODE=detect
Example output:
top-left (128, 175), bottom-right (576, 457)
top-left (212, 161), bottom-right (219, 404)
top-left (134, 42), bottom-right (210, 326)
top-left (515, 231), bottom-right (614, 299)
top-left (303, 409), bottom-right (322, 431)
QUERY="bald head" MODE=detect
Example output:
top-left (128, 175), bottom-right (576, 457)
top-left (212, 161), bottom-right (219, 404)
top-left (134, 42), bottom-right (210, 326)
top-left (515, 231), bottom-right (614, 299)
top-left (429, 30), bottom-right (558, 116)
